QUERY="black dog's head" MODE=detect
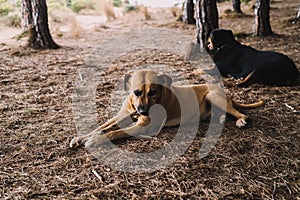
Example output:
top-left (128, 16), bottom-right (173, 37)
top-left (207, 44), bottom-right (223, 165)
top-left (208, 29), bottom-right (236, 51)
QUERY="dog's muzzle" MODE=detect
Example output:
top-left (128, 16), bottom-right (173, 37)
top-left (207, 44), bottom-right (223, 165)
top-left (137, 105), bottom-right (150, 116)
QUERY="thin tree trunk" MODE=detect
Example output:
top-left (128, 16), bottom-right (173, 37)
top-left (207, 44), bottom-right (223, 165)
top-left (196, 0), bottom-right (219, 51)
top-left (22, 0), bottom-right (59, 49)
top-left (182, 0), bottom-right (196, 24)
top-left (255, 0), bottom-right (273, 36)
top-left (232, 0), bottom-right (242, 13)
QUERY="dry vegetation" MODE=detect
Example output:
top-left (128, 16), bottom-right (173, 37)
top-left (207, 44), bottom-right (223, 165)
top-left (0, 0), bottom-right (299, 199)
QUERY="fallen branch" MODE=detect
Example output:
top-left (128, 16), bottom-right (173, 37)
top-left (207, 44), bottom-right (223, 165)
top-left (92, 169), bottom-right (103, 182)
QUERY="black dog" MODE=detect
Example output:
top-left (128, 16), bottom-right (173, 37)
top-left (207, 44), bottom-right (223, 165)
top-left (207, 29), bottom-right (299, 86)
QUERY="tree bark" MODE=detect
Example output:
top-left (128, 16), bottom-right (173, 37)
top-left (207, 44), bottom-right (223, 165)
top-left (255, 0), bottom-right (273, 36)
top-left (182, 0), bottom-right (196, 24)
top-left (22, 0), bottom-right (59, 49)
top-left (232, 0), bottom-right (242, 13)
top-left (196, 0), bottom-right (219, 51)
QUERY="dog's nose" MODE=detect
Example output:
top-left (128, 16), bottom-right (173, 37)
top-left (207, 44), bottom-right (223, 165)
top-left (137, 105), bottom-right (149, 116)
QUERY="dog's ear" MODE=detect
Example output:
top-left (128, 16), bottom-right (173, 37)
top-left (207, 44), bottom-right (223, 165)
top-left (124, 73), bottom-right (131, 90)
top-left (225, 29), bottom-right (235, 39)
top-left (158, 74), bottom-right (172, 87)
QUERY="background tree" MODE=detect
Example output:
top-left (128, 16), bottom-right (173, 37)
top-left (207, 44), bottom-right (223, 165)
top-left (195, 0), bottom-right (219, 51)
top-left (255, 0), bottom-right (273, 36)
top-left (232, 0), bottom-right (242, 13)
top-left (182, 0), bottom-right (196, 24)
top-left (22, 0), bottom-right (59, 49)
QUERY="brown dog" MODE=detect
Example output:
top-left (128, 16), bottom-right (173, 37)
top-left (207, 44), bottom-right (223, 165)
top-left (70, 70), bottom-right (264, 148)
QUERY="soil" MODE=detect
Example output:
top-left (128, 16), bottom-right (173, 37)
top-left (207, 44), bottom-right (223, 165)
top-left (1, 1), bottom-right (300, 199)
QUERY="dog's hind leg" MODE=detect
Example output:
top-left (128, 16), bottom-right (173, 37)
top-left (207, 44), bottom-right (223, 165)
top-left (205, 91), bottom-right (248, 128)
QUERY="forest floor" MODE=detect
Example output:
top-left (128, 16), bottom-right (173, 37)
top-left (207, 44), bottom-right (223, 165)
top-left (1, 0), bottom-right (300, 199)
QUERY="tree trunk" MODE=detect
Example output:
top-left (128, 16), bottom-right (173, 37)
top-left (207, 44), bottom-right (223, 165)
top-left (255, 0), bottom-right (273, 36)
top-left (22, 0), bottom-right (59, 49)
top-left (232, 0), bottom-right (242, 13)
top-left (196, 0), bottom-right (219, 51)
top-left (182, 0), bottom-right (196, 24)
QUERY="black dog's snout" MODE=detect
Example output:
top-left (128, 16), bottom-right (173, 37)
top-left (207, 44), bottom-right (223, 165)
top-left (137, 105), bottom-right (149, 116)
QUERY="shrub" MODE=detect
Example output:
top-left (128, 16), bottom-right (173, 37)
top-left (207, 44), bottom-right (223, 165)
top-left (113, 0), bottom-right (122, 7)
top-left (0, 0), bottom-right (13, 16)
top-left (170, 6), bottom-right (180, 17)
top-left (104, 2), bottom-right (116, 20)
top-left (48, 0), bottom-right (67, 11)
top-left (140, 6), bottom-right (151, 20)
top-left (71, 0), bottom-right (96, 13)
top-left (125, 5), bottom-right (137, 13)
top-left (4, 12), bottom-right (22, 27)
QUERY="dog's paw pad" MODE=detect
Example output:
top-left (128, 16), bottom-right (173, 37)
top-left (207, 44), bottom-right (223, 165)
top-left (236, 118), bottom-right (247, 128)
top-left (70, 137), bottom-right (82, 148)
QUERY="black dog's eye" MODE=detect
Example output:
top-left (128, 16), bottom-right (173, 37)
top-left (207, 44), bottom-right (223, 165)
top-left (134, 90), bottom-right (142, 97)
top-left (148, 89), bottom-right (156, 97)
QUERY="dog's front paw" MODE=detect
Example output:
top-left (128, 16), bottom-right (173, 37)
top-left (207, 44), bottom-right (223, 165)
top-left (70, 137), bottom-right (83, 149)
top-left (236, 118), bottom-right (247, 128)
top-left (85, 134), bottom-right (108, 148)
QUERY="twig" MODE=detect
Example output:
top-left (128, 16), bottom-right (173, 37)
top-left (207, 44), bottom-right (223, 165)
top-left (271, 182), bottom-right (276, 200)
top-left (284, 103), bottom-right (298, 113)
top-left (92, 169), bottom-right (102, 182)
top-left (165, 189), bottom-right (188, 196)
top-left (103, 181), bottom-right (121, 189)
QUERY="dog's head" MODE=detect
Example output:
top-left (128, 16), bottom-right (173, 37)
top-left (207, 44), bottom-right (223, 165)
top-left (208, 29), bottom-right (236, 51)
top-left (124, 70), bottom-right (172, 116)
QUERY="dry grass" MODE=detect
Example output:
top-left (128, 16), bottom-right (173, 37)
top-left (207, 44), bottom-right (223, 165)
top-left (170, 6), bottom-right (181, 17)
top-left (140, 6), bottom-right (151, 20)
top-left (49, 10), bottom-right (81, 38)
top-left (0, 1), bottom-right (299, 199)
top-left (70, 18), bottom-right (81, 37)
top-left (103, 3), bottom-right (116, 20)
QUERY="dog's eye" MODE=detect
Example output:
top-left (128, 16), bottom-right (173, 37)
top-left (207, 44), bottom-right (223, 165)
top-left (148, 89), bottom-right (156, 97)
top-left (134, 90), bottom-right (142, 97)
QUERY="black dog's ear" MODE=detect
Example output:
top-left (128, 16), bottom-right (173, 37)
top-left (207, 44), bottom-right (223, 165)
top-left (209, 28), bottom-right (219, 38)
top-left (225, 29), bottom-right (235, 40)
top-left (124, 73), bottom-right (131, 90)
top-left (210, 29), bottom-right (236, 48)
top-left (158, 74), bottom-right (172, 87)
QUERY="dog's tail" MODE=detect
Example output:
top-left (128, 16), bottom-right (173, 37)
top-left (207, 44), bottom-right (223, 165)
top-left (232, 99), bottom-right (265, 109)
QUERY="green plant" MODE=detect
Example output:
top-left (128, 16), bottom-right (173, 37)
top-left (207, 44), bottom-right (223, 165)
top-left (0, 0), bottom-right (13, 16)
top-left (113, 0), bottom-right (122, 7)
top-left (71, 0), bottom-right (96, 13)
top-left (48, 0), bottom-right (67, 10)
top-left (125, 4), bottom-right (137, 12)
